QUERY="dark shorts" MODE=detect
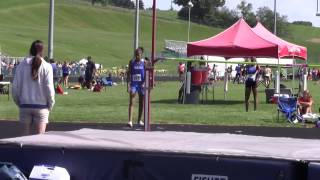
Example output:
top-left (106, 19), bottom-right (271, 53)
top-left (63, 73), bottom-right (69, 78)
top-left (245, 80), bottom-right (257, 88)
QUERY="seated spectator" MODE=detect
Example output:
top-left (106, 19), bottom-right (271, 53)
top-left (106, 73), bottom-right (112, 82)
top-left (92, 80), bottom-right (102, 92)
top-left (298, 90), bottom-right (313, 115)
top-left (101, 73), bottom-right (113, 87)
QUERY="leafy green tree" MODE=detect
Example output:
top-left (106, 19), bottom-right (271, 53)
top-left (203, 7), bottom-right (238, 28)
top-left (174, 0), bottom-right (226, 22)
top-left (110, 0), bottom-right (134, 9)
top-left (91, 0), bottom-right (108, 6)
top-left (256, 6), bottom-right (289, 37)
top-left (292, 21), bottom-right (313, 26)
top-left (139, 0), bottom-right (144, 10)
top-left (237, 0), bottom-right (256, 27)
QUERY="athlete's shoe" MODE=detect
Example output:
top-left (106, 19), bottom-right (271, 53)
top-left (138, 120), bottom-right (144, 127)
top-left (127, 121), bottom-right (133, 128)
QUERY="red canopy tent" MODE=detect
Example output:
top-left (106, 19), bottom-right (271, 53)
top-left (187, 19), bottom-right (279, 58)
top-left (252, 22), bottom-right (307, 60)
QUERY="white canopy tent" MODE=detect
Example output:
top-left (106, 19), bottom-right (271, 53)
top-left (78, 58), bottom-right (102, 70)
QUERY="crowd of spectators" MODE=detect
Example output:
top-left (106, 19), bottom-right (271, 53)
top-left (309, 68), bottom-right (320, 81)
top-left (0, 57), bottom-right (103, 78)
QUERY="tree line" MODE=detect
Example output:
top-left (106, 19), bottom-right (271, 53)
top-left (90, 0), bottom-right (144, 9)
top-left (88, 0), bottom-right (313, 37)
top-left (174, 0), bottom-right (291, 37)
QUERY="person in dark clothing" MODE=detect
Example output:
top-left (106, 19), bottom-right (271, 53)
top-left (85, 56), bottom-right (96, 90)
top-left (61, 61), bottom-right (70, 87)
top-left (245, 57), bottom-right (260, 112)
top-left (233, 64), bottom-right (241, 84)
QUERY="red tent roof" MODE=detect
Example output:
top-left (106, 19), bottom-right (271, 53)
top-left (252, 22), bottom-right (307, 60)
top-left (187, 19), bottom-right (279, 58)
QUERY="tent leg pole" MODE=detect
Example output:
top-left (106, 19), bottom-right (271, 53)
top-left (292, 57), bottom-right (295, 95)
top-left (213, 85), bottom-right (214, 102)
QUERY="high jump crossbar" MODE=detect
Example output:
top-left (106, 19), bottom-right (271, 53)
top-left (165, 57), bottom-right (320, 68)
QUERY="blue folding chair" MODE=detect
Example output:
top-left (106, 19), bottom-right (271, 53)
top-left (277, 97), bottom-right (298, 123)
top-left (100, 77), bottom-right (113, 91)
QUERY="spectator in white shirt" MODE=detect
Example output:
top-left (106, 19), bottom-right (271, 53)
top-left (12, 40), bottom-right (55, 136)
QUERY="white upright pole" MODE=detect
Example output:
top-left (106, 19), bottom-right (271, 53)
top-left (186, 71), bottom-right (191, 94)
top-left (183, 66), bottom-right (187, 104)
top-left (134, 0), bottom-right (140, 51)
top-left (188, 7), bottom-right (191, 42)
top-left (303, 67), bottom-right (308, 91)
top-left (292, 57), bottom-right (295, 92)
top-left (276, 58), bottom-right (280, 94)
top-left (224, 62), bottom-right (228, 100)
top-left (48, 0), bottom-right (55, 59)
top-left (317, 0), bottom-right (320, 16)
top-left (275, 70), bottom-right (280, 94)
top-left (224, 71), bottom-right (228, 100)
top-left (187, 1), bottom-right (193, 42)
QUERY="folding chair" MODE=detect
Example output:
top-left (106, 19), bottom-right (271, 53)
top-left (277, 97), bottom-right (298, 123)
top-left (101, 77), bottom-right (113, 91)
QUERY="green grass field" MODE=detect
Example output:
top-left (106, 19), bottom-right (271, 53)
top-left (0, 0), bottom-right (219, 71)
top-left (1, 80), bottom-right (319, 127)
top-left (0, 0), bottom-right (319, 127)
top-left (0, 0), bottom-right (319, 71)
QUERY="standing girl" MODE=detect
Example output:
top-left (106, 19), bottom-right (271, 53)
top-left (245, 57), bottom-right (259, 112)
top-left (12, 40), bottom-right (55, 135)
top-left (62, 61), bottom-right (70, 87)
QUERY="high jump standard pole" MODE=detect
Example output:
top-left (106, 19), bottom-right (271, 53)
top-left (144, 0), bottom-right (156, 131)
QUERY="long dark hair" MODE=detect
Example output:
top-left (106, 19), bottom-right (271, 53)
top-left (29, 40), bottom-right (44, 80)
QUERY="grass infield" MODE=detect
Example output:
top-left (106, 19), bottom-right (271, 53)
top-left (1, 80), bottom-right (319, 127)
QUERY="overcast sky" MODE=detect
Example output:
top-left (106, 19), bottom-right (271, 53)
top-left (143, 0), bottom-right (320, 27)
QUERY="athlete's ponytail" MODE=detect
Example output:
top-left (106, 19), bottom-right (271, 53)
top-left (29, 40), bottom-right (44, 80)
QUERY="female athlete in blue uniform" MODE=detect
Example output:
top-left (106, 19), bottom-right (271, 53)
top-left (127, 48), bottom-right (145, 128)
top-left (245, 57), bottom-right (260, 112)
top-left (62, 61), bottom-right (70, 87)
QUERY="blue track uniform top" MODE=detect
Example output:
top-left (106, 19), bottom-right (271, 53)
top-left (130, 59), bottom-right (145, 86)
top-left (246, 65), bottom-right (257, 82)
top-left (62, 65), bottom-right (69, 74)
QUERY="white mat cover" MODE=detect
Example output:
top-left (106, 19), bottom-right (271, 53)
top-left (0, 129), bottom-right (320, 162)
